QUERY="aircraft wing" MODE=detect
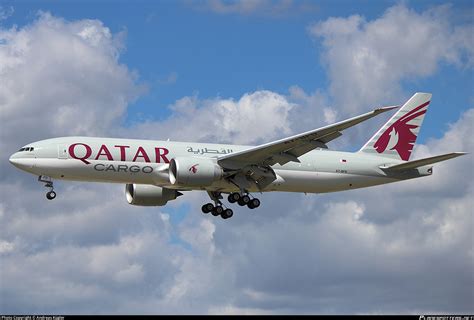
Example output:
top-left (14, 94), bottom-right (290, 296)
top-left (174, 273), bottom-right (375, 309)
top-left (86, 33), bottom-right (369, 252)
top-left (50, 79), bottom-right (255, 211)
top-left (218, 106), bottom-right (397, 170)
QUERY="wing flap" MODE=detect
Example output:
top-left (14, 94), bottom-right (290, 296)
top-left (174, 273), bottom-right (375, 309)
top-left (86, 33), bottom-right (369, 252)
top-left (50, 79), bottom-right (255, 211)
top-left (318, 131), bottom-right (343, 144)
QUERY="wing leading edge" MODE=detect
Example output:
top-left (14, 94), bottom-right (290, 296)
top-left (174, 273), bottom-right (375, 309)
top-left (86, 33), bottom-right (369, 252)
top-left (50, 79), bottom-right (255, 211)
top-left (218, 106), bottom-right (398, 170)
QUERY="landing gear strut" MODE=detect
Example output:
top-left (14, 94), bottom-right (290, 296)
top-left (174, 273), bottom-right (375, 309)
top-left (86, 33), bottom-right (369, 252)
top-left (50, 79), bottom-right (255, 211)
top-left (38, 175), bottom-right (56, 200)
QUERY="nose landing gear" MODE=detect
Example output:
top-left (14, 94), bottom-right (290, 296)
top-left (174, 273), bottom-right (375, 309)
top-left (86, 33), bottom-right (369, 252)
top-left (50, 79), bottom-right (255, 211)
top-left (38, 175), bottom-right (56, 200)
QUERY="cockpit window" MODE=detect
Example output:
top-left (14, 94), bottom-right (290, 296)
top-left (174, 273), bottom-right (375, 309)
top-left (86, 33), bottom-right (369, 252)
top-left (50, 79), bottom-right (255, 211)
top-left (19, 148), bottom-right (26, 152)
top-left (30, 147), bottom-right (34, 151)
top-left (18, 147), bottom-right (34, 152)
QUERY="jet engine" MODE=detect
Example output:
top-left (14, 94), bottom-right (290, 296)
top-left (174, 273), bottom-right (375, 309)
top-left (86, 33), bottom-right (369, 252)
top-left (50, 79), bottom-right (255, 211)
top-left (125, 184), bottom-right (182, 206)
top-left (169, 157), bottom-right (223, 187)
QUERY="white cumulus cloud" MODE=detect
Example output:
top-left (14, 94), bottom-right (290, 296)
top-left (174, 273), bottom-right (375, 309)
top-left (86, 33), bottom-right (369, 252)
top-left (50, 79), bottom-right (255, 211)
top-left (128, 90), bottom-right (294, 145)
top-left (0, 12), bottom-right (144, 159)
top-left (309, 4), bottom-right (474, 114)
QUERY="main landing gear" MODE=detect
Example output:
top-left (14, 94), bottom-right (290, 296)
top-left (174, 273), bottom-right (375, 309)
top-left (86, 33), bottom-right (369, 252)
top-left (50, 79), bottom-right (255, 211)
top-left (38, 175), bottom-right (56, 200)
top-left (201, 203), bottom-right (234, 220)
top-left (227, 192), bottom-right (260, 209)
top-left (201, 192), bottom-right (233, 220)
top-left (201, 191), bottom-right (260, 220)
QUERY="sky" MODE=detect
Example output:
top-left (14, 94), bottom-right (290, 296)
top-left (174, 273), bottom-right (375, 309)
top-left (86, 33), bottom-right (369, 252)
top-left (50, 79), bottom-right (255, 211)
top-left (0, 0), bottom-right (473, 315)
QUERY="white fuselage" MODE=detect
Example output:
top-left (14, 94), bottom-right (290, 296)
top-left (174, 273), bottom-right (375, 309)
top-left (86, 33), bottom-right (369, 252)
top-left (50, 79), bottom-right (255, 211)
top-left (9, 136), bottom-right (430, 194)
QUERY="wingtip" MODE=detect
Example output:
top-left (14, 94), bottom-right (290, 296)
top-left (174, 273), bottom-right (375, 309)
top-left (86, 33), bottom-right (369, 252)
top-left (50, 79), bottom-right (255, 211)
top-left (375, 105), bottom-right (400, 113)
top-left (453, 152), bottom-right (469, 156)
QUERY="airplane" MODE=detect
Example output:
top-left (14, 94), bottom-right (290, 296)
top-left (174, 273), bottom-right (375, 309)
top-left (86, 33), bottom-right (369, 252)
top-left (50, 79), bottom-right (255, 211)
top-left (9, 93), bottom-right (466, 219)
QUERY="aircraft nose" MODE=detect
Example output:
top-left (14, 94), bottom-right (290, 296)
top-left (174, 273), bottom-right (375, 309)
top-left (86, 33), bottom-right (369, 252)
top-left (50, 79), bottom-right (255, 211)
top-left (9, 153), bottom-right (21, 166)
top-left (9, 152), bottom-right (29, 170)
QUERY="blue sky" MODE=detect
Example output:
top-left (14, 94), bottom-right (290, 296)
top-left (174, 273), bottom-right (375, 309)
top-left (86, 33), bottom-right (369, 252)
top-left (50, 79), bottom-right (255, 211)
top-left (0, 0), bottom-right (473, 315)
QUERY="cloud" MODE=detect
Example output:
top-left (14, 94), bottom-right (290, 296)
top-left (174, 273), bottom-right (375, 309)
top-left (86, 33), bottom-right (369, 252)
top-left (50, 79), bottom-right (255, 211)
top-left (199, 0), bottom-right (317, 17)
top-left (127, 90), bottom-right (294, 145)
top-left (309, 4), bottom-right (474, 114)
top-left (207, 0), bottom-right (273, 15)
top-left (204, 108), bottom-right (473, 314)
top-left (0, 6), bottom-right (14, 21)
top-left (0, 12), bottom-right (144, 160)
top-left (157, 71), bottom-right (178, 85)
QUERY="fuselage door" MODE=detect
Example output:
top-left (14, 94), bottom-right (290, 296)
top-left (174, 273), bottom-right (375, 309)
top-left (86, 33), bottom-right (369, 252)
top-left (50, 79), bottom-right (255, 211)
top-left (58, 144), bottom-right (68, 159)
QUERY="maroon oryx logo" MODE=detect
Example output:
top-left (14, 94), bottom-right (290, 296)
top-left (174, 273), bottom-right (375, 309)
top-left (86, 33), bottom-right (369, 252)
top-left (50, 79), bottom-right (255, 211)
top-left (189, 164), bottom-right (199, 174)
top-left (374, 101), bottom-right (429, 161)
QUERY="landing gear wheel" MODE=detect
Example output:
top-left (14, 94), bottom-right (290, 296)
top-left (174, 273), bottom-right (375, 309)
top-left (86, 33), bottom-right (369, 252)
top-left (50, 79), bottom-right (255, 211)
top-left (202, 203), bottom-right (214, 214)
top-left (228, 193), bottom-right (240, 203)
top-left (46, 191), bottom-right (56, 200)
top-left (221, 208), bottom-right (234, 219)
top-left (248, 198), bottom-right (260, 209)
top-left (238, 195), bottom-right (250, 206)
top-left (212, 206), bottom-right (224, 216)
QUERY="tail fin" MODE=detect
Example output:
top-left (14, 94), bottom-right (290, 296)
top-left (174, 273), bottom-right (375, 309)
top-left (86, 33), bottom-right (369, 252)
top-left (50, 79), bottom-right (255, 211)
top-left (359, 92), bottom-right (431, 161)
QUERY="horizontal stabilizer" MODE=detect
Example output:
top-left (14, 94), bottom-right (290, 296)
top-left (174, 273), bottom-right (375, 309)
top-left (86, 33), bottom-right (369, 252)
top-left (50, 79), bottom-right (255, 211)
top-left (381, 152), bottom-right (467, 171)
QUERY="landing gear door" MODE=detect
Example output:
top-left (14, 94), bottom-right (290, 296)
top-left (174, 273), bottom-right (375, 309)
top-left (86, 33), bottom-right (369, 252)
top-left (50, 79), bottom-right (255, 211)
top-left (58, 144), bottom-right (68, 159)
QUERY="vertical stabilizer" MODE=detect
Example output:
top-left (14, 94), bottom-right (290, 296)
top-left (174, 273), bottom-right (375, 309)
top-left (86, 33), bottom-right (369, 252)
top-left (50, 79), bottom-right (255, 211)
top-left (359, 93), bottom-right (431, 161)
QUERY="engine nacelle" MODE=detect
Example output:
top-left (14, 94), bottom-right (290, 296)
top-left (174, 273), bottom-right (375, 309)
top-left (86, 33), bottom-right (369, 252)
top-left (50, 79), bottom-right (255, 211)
top-left (125, 184), bottom-right (181, 206)
top-left (169, 157), bottom-right (223, 187)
